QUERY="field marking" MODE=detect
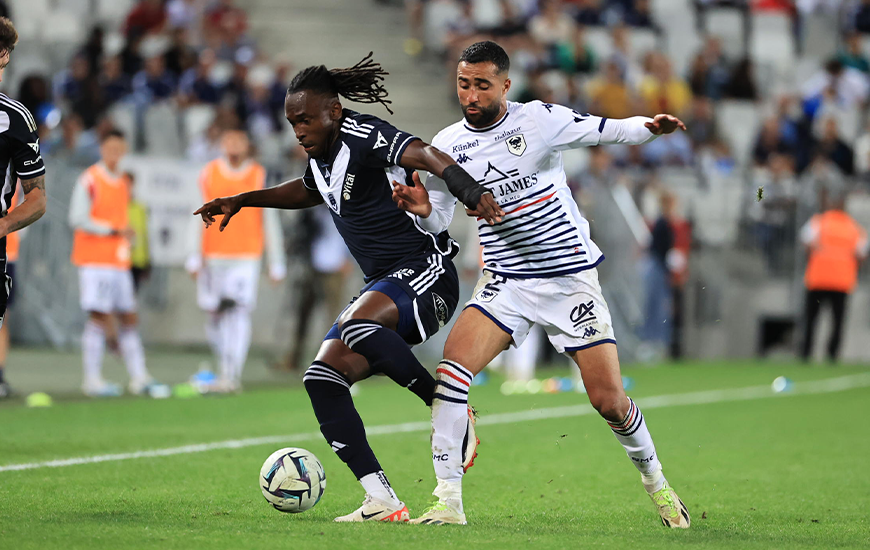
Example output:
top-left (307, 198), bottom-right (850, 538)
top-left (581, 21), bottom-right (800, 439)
top-left (2, 372), bottom-right (869, 474)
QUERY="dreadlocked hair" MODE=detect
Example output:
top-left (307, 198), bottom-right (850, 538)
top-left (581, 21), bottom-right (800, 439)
top-left (287, 52), bottom-right (394, 114)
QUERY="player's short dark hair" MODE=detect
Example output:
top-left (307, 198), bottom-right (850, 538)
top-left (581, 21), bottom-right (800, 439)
top-left (287, 52), bottom-right (393, 114)
top-left (0, 17), bottom-right (18, 57)
top-left (459, 41), bottom-right (510, 74)
top-left (101, 129), bottom-right (126, 143)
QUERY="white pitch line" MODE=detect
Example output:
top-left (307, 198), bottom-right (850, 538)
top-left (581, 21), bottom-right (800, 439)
top-left (2, 372), bottom-right (869, 474)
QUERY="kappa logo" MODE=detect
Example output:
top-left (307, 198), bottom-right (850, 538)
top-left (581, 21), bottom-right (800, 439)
top-left (327, 193), bottom-right (338, 212)
top-left (433, 293), bottom-right (449, 327)
top-left (506, 134), bottom-right (526, 156)
top-left (28, 139), bottom-right (39, 154)
top-left (582, 326), bottom-right (600, 339)
top-left (456, 153), bottom-right (472, 164)
top-left (374, 131), bottom-right (388, 149)
top-left (570, 300), bottom-right (596, 329)
top-left (571, 109), bottom-right (590, 123)
top-left (390, 268), bottom-right (415, 280)
top-left (542, 103), bottom-right (554, 112)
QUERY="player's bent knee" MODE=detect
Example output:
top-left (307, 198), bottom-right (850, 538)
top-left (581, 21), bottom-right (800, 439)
top-left (588, 391), bottom-right (629, 422)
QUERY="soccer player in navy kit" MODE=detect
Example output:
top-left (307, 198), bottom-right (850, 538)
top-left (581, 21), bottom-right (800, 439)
top-left (195, 54), bottom-right (502, 522)
top-left (0, 18), bottom-right (47, 398)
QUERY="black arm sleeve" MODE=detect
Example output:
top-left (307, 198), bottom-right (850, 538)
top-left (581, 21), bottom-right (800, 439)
top-left (442, 164), bottom-right (491, 210)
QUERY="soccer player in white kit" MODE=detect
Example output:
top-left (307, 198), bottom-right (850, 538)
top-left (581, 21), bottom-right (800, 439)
top-left (393, 41), bottom-right (691, 528)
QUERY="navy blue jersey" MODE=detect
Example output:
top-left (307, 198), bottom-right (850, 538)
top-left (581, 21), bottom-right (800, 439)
top-left (303, 110), bottom-right (456, 282)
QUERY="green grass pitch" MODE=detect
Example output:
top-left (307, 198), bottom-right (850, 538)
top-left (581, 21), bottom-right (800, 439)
top-left (1, 359), bottom-right (868, 549)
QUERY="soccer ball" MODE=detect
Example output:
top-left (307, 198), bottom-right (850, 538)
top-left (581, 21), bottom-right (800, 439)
top-left (259, 447), bottom-right (326, 513)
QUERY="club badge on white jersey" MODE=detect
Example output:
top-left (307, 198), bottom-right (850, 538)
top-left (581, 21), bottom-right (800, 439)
top-left (428, 101), bottom-right (609, 279)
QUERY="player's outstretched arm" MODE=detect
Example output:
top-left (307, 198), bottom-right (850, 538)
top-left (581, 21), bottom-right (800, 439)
top-left (398, 140), bottom-right (503, 224)
top-left (194, 177), bottom-right (322, 231)
top-left (600, 114), bottom-right (687, 145)
top-left (0, 175), bottom-right (45, 238)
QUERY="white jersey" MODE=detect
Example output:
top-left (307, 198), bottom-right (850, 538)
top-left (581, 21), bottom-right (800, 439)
top-left (422, 100), bottom-right (657, 279)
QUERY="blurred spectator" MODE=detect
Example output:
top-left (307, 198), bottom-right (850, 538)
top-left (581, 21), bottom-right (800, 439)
top-left (530, 0), bottom-right (576, 48)
top-left (132, 54), bottom-right (177, 103)
top-left (813, 116), bottom-right (854, 175)
top-left (569, 26), bottom-right (597, 74)
top-left (0, 0), bottom-right (8, 18)
top-left (165, 27), bottom-right (197, 77)
top-left (279, 206), bottom-right (351, 372)
top-left (244, 69), bottom-right (282, 139)
top-left (179, 49), bottom-right (223, 105)
top-left (608, 24), bottom-right (642, 87)
top-left (81, 27), bottom-right (105, 76)
top-left (669, 198), bottom-right (692, 360)
top-left (121, 27), bottom-right (147, 76)
top-left (640, 190), bottom-right (679, 358)
top-left (752, 153), bottom-right (798, 271)
top-left (688, 36), bottom-right (730, 99)
top-left (167, 0), bottom-right (199, 31)
top-left (638, 52), bottom-right (692, 117)
top-left (642, 131), bottom-right (694, 167)
top-left (587, 60), bottom-right (635, 118)
top-left (853, 0), bottom-right (870, 33)
top-left (853, 119), bottom-right (870, 179)
top-left (56, 55), bottom-right (92, 106)
top-left (17, 75), bottom-right (51, 120)
top-left (100, 56), bottom-right (132, 107)
top-left (45, 114), bottom-right (102, 165)
top-left (125, 0), bottom-right (168, 37)
top-left (687, 96), bottom-right (717, 148)
top-left (723, 56), bottom-right (758, 100)
top-left (800, 193), bottom-right (868, 362)
top-left (125, 172), bottom-right (151, 291)
top-left (623, 0), bottom-right (656, 28)
top-left (571, 0), bottom-right (604, 26)
top-left (802, 59), bottom-right (869, 116)
top-left (837, 31), bottom-right (870, 73)
top-left (753, 117), bottom-right (796, 166)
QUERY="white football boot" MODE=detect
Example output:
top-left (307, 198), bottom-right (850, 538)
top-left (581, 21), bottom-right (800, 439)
top-left (333, 494), bottom-right (410, 522)
top-left (462, 405), bottom-right (479, 472)
top-left (82, 379), bottom-right (123, 398)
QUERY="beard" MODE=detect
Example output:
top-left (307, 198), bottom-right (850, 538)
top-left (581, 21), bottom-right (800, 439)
top-left (461, 101), bottom-right (502, 128)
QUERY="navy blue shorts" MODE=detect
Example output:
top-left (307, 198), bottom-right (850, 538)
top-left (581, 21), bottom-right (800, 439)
top-left (325, 250), bottom-right (459, 346)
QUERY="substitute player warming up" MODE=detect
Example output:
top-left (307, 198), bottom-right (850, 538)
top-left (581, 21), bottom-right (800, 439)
top-left (394, 41), bottom-right (690, 528)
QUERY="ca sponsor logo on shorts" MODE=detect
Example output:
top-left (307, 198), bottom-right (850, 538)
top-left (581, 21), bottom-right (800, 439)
top-left (570, 300), bottom-right (596, 329)
top-left (432, 293), bottom-right (449, 327)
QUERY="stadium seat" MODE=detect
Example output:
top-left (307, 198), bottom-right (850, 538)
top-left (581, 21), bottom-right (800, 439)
top-left (750, 13), bottom-right (796, 82)
top-left (9, 0), bottom-right (50, 40)
top-left (95, 0), bottom-right (137, 27)
top-left (716, 100), bottom-right (760, 167)
top-left (705, 10), bottom-right (745, 59)
top-left (106, 102), bottom-right (138, 147)
top-left (422, 0), bottom-right (463, 54)
top-left (182, 105), bottom-right (217, 147)
top-left (584, 28), bottom-right (614, 62)
top-left (144, 103), bottom-right (183, 157)
top-left (629, 29), bottom-right (659, 60)
top-left (43, 11), bottom-right (85, 44)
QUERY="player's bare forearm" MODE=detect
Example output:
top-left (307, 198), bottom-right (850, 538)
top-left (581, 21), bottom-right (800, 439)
top-left (398, 140), bottom-right (454, 178)
top-left (0, 175), bottom-right (46, 238)
top-left (238, 178), bottom-right (323, 210)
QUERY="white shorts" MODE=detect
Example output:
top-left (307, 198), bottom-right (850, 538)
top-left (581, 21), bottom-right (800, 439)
top-left (197, 260), bottom-right (260, 311)
top-left (79, 266), bottom-right (137, 314)
top-left (466, 268), bottom-right (616, 354)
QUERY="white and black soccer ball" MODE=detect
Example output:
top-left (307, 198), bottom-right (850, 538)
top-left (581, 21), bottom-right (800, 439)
top-left (259, 447), bottom-right (326, 513)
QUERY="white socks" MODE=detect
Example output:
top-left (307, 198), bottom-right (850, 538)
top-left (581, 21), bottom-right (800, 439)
top-left (82, 320), bottom-right (106, 387)
top-left (359, 471), bottom-right (401, 507)
top-left (205, 313), bottom-right (222, 361)
top-left (431, 360), bottom-right (473, 487)
top-left (607, 397), bottom-right (664, 491)
top-left (118, 326), bottom-right (149, 382)
top-left (216, 307), bottom-right (252, 383)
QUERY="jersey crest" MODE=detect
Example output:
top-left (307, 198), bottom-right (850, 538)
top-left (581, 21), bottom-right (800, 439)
top-left (506, 134), bottom-right (526, 156)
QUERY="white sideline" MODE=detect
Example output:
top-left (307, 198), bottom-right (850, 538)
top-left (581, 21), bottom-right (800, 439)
top-left (2, 372), bottom-right (869, 474)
